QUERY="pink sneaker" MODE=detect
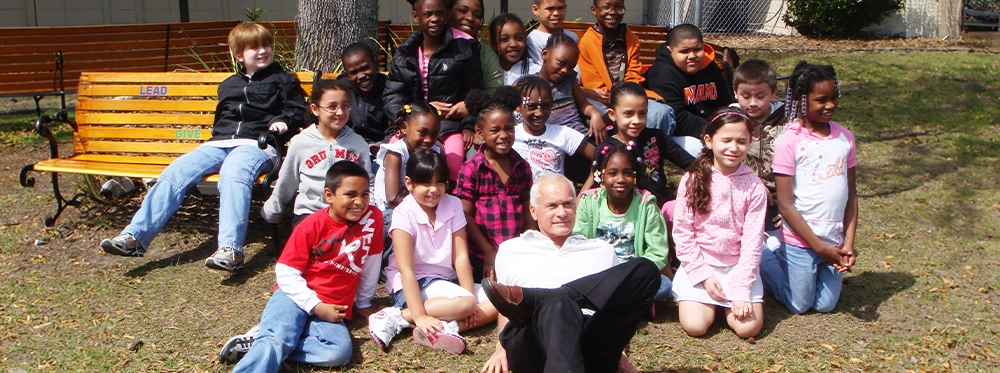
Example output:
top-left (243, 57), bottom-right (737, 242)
top-left (412, 322), bottom-right (466, 354)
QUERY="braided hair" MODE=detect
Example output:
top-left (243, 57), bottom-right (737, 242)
top-left (784, 61), bottom-right (840, 121)
top-left (684, 107), bottom-right (754, 215)
top-left (391, 101), bottom-right (438, 135)
top-left (513, 75), bottom-right (553, 99)
top-left (591, 142), bottom-right (640, 186)
top-left (466, 86), bottom-right (522, 129)
top-left (489, 13), bottom-right (530, 77)
top-left (545, 32), bottom-right (578, 50)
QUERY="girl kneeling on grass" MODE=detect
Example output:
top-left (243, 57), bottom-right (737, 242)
top-left (672, 108), bottom-right (767, 339)
top-left (368, 150), bottom-right (478, 355)
top-left (760, 61), bottom-right (858, 314)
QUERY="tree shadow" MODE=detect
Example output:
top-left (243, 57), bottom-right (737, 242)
top-left (837, 270), bottom-right (916, 321)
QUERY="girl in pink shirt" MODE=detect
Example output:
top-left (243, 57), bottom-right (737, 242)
top-left (671, 107), bottom-right (768, 339)
top-left (368, 150), bottom-right (478, 355)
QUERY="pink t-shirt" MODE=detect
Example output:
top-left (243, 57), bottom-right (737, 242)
top-left (385, 193), bottom-right (467, 293)
top-left (772, 120), bottom-right (857, 248)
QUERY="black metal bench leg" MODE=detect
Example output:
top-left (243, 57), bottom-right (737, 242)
top-left (33, 95), bottom-right (43, 116)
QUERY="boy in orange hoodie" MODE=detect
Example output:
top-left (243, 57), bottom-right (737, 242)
top-left (578, 0), bottom-right (680, 137)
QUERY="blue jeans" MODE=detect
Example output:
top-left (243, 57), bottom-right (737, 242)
top-left (123, 143), bottom-right (273, 251)
top-left (654, 274), bottom-right (673, 302)
top-left (389, 276), bottom-right (458, 308)
top-left (588, 98), bottom-right (676, 135)
top-left (760, 242), bottom-right (844, 314)
top-left (234, 290), bottom-right (352, 372)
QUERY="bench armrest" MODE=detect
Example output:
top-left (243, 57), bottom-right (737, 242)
top-left (35, 110), bottom-right (70, 159)
top-left (258, 131), bottom-right (285, 195)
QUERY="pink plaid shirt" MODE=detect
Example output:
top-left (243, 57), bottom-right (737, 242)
top-left (453, 150), bottom-right (533, 258)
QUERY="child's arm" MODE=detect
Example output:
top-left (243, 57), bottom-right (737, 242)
top-left (271, 74), bottom-right (308, 133)
top-left (382, 151), bottom-right (403, 206)
top-left (461, 199), bottom-right (497, 280)
top-left (574, 140), bottom-right (596, 161)
top-left (841, 167), bottom-right (858, 270)
top-left (260, 145), bottom-right (301, 223)
top-left (671, 175), bottom-right (711, 285)
top-left (775, 174), bottom-right (848, 271)
top-left (571, 82), bottom-right (607, 143)
top-left (383, 52), bottom-right (412, 119)
top-left (355, 209), bottom-right (386, 320)
top-left (730, 183), bottom-right (768, 303)
top-left (452, 228), bottom-right (474, 294)
top-left (392, 229), bottom-right (444, 333)
top-left (640, 194), bottom-right (670, 271)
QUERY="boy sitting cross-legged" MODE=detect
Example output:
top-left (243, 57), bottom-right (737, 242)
top-left (219, 161), bottom-right (385, 370)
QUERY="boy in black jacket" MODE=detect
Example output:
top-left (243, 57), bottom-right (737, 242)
top-left (100, 23), bottom-right (307, 272)
top-left (643, 24), bottom-right (734, 154)
top-left (338, 42), bottom-right (391, 147)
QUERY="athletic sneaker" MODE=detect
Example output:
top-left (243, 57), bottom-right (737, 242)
top-left (412, 320), bottom-right (466, 354)
top-left (100, 233), bottom-right (146, 257)
top-left (205, 247), bottom-right (245, 272)
top-left (217, 324), bottom-right (259, 364)
top-left (368, 307), bottom-right (406, 352)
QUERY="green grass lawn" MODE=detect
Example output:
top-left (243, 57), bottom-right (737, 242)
top-left (0, 50), bottom-right (997, 372)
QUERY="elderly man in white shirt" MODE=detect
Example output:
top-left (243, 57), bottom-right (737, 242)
top-left (481, 173), bottom-right (660, 373)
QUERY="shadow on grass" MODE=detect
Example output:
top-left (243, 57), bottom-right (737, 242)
top-left (837, 270), bottom-right (916, 321)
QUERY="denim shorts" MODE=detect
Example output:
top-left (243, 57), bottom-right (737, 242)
top-left (390, 276), bottom-right (459, 309)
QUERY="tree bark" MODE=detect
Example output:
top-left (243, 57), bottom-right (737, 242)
top-left (295, 0), bottom-right (378, 73)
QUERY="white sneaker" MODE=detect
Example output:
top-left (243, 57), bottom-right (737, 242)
top-left (368, 307), bottom-right (406, 352)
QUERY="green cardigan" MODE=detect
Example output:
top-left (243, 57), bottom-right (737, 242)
top-left (573, 188), bottom-right (669, 270)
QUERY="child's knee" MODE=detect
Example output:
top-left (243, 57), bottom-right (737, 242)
top-left (310, 342), bottom-right (352, 368)
top-left (681, 321), bottom-right (710, 337)
top-left (786, 301), bottom-right (812, 315)
top-left (814, 298), bottom-right (839, 313)
top-left (458, 296), bottom-right (478, 315)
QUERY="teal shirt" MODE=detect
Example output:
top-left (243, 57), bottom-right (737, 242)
top-left (573, 188), bottom-right (669, 270)
top-left (479, 42), bottom-right (502, 94)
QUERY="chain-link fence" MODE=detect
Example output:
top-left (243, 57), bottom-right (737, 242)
top-left (964, 0), bottom-right (999, 30)
top-left (646, 0), bottom-right (795, 35)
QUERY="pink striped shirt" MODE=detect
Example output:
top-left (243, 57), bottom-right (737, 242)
top-left (673, 163), bottom-right (768, 302)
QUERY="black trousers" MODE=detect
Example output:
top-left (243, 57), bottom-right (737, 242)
top-left (500, 258), bottom-right (660, 373)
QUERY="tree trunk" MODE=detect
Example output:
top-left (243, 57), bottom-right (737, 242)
top-left (295, 0), bottom-right (378, 73)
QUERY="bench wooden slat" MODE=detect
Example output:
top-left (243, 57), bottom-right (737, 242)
top-left (77, 84), bottom-right (219, 97)
top-left (76, 113), bottom-right (215, 125)
top-left (81, 72), bottom-right (234, 83)
top-left (75, 140), bottom-right (202, 155)
top-left (77, 127), bottom-right (213, 141)
top-left (32, 158), bottom-right (267, 183)
top-left (70, 154), bottom-right (179, 165)
top-left (77, 98), bottom-right (217, 112)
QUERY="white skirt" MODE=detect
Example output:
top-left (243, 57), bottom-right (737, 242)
top-left (671, 263), bottom-right (764, 307)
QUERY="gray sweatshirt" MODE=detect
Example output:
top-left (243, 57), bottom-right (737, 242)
top-left (261, 124), bottom-right (372, 223)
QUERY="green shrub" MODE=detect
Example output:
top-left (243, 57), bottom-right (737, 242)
top-left (784, 0), bottom-right (904, 38)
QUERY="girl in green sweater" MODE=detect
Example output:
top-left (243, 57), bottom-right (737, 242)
top-left (574, 142), bottom-right (674, 301)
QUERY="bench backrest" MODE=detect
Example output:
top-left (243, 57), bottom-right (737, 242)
top-left (384, 21), bottom-right (667, 66)
top-left (71, 71), bottom-right (325, 163)
top-left (0, 21), bottom-right (240, 96)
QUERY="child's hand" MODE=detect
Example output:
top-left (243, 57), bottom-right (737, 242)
top-left (815, 245), bottom-right (848, 271)
top-left (483, 256), bottom-right (496, 281)
top-left (313, 303), bottom-right (348, 323)
top-left (354, 305), bottom-right (385, 322)
top-left (269, 121), bottom-right (289, 134)
top-left (462, 129), bottom-right (475, 150)
top-left (584, 88), bottom-right (609, 104)
top-left (772, 214), bottom-right (783, 229)
top-left (462, 307), bottom-right (482, 329)
top-left (731, 301), bottom-right (753, 320)
top-left (704, 277), bottom-right (727, 302)
top-left (368, 142), bottom-right (383, 154)
top-left (840, 247), bottom-right (857, 272)
top-left (448, 101), bottom-right (468, 120)
top-left (589, 112), bottom-right (608, 143)
top-left (429, 101), bottom-right (453, 117)
top-left (415, 315), bottom-right (444, 334)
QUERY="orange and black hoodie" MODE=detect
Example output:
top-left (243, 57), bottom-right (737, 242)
top-left (642, 42), bottom-right (734, 136)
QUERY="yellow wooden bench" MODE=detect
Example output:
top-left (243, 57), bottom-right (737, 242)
top-left (19, 71), bottom-right (323, 227)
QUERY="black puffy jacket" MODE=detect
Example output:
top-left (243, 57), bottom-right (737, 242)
top-left (338, 73), bottom-right (391, 143)
top-left (384, 28), bottom-right (483, 136)
top-left (210, 62), bottom-right (307, 142)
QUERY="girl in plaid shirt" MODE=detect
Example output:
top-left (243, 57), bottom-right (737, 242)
top-left (454, 86), bottom-right (535, 283)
